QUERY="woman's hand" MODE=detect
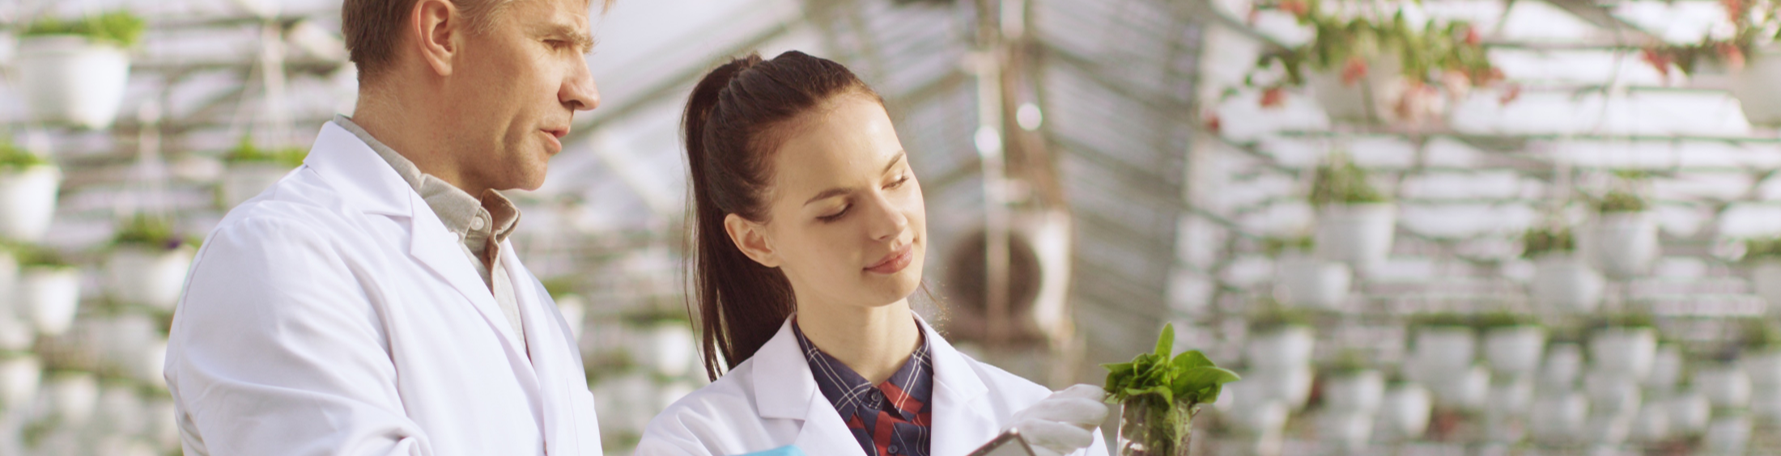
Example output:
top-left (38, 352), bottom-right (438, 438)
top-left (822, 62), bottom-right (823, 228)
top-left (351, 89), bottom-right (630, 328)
top-left (1007, 384), bottom-right (1110, 456)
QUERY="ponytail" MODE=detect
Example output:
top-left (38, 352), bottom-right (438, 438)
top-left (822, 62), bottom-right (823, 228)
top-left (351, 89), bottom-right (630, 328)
top-left (682, 51), bottom-right (879, 381)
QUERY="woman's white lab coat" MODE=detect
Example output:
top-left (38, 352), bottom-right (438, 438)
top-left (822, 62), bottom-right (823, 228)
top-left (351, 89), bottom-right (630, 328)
top-left (164, 122), bottom-right (602, 455)
top-left (636, 317), bottom-right (1109, 456)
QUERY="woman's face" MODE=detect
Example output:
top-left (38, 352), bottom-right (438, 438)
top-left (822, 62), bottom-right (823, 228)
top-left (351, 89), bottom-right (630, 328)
top-left (725, 93), bottom-right (927, 311)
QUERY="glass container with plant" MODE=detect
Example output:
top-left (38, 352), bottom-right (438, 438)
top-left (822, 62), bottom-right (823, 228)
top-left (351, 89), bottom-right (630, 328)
top-left (1103, 324), bottom-right (1240, 456)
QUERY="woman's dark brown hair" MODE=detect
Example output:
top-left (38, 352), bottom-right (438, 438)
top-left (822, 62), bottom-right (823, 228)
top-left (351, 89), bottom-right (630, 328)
top-left (683, 51), bottom-right (883, 380)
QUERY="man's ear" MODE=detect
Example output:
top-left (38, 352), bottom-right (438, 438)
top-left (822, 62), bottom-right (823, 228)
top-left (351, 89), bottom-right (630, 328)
top-left (411, 0), bottom-right (462, 77)
top-left (724, 214), bottom-right (781, 268)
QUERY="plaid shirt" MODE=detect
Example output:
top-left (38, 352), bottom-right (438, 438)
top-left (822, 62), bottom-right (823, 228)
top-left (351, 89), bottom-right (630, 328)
top-left (793, 322), bottom-right (934, 456)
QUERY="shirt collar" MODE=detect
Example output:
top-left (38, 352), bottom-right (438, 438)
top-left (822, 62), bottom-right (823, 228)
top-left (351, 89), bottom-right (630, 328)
top-left (792, 320), bottom-right (934, 423)
top-left (333, 114), bottom-right (521, 245)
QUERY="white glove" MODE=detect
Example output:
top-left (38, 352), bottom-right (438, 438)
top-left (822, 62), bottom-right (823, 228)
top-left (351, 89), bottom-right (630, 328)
top-left (1007, 384), bottom-right (1109, 456)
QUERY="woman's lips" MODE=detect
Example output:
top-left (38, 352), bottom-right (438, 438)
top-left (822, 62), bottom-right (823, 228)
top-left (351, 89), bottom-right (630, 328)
top-left (865, 244), bottom-right (914, 274)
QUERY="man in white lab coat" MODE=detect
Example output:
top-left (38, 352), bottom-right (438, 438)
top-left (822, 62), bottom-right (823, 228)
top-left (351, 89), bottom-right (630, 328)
top-left (164, 0), bottom-right (605, 454)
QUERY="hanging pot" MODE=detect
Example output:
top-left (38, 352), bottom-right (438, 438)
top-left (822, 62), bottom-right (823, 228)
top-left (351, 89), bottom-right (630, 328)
top-left (1693, 364), bottom-right (1752, 409)
top-left (46, 371), bottom-right (98, 427)
top-left (1529, 389), bottom-right (1590, 446)
top-left (17, 266), bottom-right (81, 336)
top-left (555, 294), bottom-right (587, 341)
top-left (1316, 410), bottom-right (1373, 455)
top-left (1540, 343), bottom-right (1585, 388)
top-left (1272, 257), bottom-right (1351, 310)
top-left (1646, 345), bottom-right (1685, 392)
top-left (1253, 364), bottom-right (1315, 411)
top-left (104, 244), bottom-right (196, 311)
top-left (1668, 389), bottom-right (1711, 436)
top-left (1244, 326), bottom-right (1315, 372)
top-left (0, 165), bottom-right (61, 242)
top-left (96, 382), bottom-right (144, 436)
top-left (1321, 369), bottom-right (1384, 413)
top-left (0, 355), bottom-right (40, 410)
top-left (1529, 256), bottom-right (1605, 312)
top-left (1306, 54), bottom-right (1403, 123)
top-left (15, 36), bottom-right (131, 130)
top-left (1589, 211), bottom-right (1658, 279)
top-left (1410, 326), bottom-right (1475, 384)
top-left (1588, 327), bottom-right (1658, 380)
top-left (1753, 386), bottom-right (1781, 421)
top-left (1751, 261), bottom-right (1781, 311)
top-left (218, 162), bottom-right (292, 208)
top-left (1704, 414), bottom-right (1753, 455)
top-left (1378, 383), bottom-right (1432, 440)
top-left (1630, 397), bottom-right (1671, 444)
top-left (1727, 44), bottom-right (1781, 126)
top-left (1740, 347), bottom-right (1781, 387)
top-left (1223, 381), bottom-right (1290, 436)
top-left (0, 317), bottom-right (33, 353)
top-left (1429, 364), bottom-right (1490, 411)
top-left (1483, 325), bottom-right (1545, 378)
top-left (1314, 203), bottom-right (1397, 268)
top-left (1584, 369), bottom-right (1642, 420)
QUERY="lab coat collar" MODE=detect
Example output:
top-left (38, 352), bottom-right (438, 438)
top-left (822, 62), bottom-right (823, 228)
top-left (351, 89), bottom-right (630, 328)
top-left (504, 244), bottom-right (597, 455)
top-left (303, 122), bottom-right (413, 218)
top-left (753, 314), bottom-right (995, 456)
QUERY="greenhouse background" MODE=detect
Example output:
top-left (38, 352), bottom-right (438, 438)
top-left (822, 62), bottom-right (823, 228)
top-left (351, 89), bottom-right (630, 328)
top-left (4, 0), bottom-right (1781, 454)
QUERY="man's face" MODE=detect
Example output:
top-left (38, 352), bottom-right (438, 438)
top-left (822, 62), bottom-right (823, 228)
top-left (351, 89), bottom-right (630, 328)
top-left (444, 0), bottom-right (599, 192)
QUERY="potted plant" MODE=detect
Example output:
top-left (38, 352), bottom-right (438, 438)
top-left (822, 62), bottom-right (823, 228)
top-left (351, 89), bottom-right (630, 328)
top-left (44, 370), bottom-right (98, 427)
top-left (1742, 237), bottom-right (1781, 308)
top-left (103, 215), bottom-right (197, 311)
top-left (12, 245), bottom-right (81, 336)
top-left (1268, 236), bottom-right (1352, 311)
top-left (218, 136), bottom-right (307, 208)
top-left (1522, 225), bottom-right (1605, 312)
top-left (1646, 343), bottom-right (1686, 392)
top-left (1477, 311), bottom-right (1545, 378)
top-left (16, 11), bottom-right (144, 129)
top-left (1251, 0), bottom-right (1501, 126)
top-left (1641, 0), bottom-right (1781, 125)
top-left (1737, 320), bottom-right (1781, 420)
top-left (1540, 341), bottom-right (1585, 389)
top-left (544, 277), bottom-right (587, 341)
top-left (1587, 313), bottom-right (1659, 381)
top-left (1668, 388), bottom-right (1712, 437)
top-left (1309, 154), bottom-right (1395, 268)
top-left (1528, 387), bottom-right (1589, 447)
top-left (1405, 313), bottom-right (1475, 384)
top-left (1588, 173), bottom-right (1658, 279)
top-left (0, 352), bottom-right (41, 410)
top-left (1243, 302), bottom-right (1316, 371)
top-left (1318, 350), bottom-right (1384, 414)
top-left (0, 140), bottom-right (61, 243)
top-left (1377, 373), bottom-right (1432, 440)
top-left (1102, 324), bottom-right (1240, 456)
top-left (624, 309), bottom-right (697, 378)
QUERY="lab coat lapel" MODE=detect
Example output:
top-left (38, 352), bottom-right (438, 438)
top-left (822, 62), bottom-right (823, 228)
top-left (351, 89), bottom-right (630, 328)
top-left (921, 317), bottom-right (1000, 456)
top-left (753, 320), bottom-right (868, 456)
top-left (503, 244), bottom-right (598, 455)
top-left (404, 186), bottom-right (532, 362)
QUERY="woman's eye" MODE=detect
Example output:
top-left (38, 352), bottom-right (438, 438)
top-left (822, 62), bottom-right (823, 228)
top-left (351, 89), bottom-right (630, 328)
top-left (818, 206), bottom-right (850, 222)
top-left (887, 175), bottom-right (910, 189)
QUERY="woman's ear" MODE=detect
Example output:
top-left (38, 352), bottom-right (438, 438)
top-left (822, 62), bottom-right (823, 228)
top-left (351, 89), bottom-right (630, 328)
top-left (724, 214), bottom-right (782, 268)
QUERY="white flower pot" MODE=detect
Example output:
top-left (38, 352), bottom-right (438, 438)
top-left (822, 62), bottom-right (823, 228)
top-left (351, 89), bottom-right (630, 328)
top-left (1589, 327), bottom-right (1658, 380)
top-left (555, 294), bottom-right (587, 341)
top-left (1306, 55), bottom-right (1402, 123)
top-left (0, 165), bottom-right (61, 242)
top-left (1485, 376), bottom-right (1534, 419)
top-left (1321, 370), bottom-right (1384, 413)
top-left (1530, 256), bottom-right (1604, 312)
top-left (1315, 203), bottom-right (1397, 268)
top-left (97, 383), bottom-right (144, 436)
top-left (0, 317), bottom-right (34, 353)
top-left (1647, 345), bottom-right (1685, 392)
top-left (1739, 348), bottom-right (1781, 387)
top-left (1704, 415), bottom-right (1753, 455)
top-left (1584, 370), bottom-right (1642, 419)
top-left (1316, 410), bottom-right (1373, 454)
top-left (1379, 383), bottom-right (1432, 439)
top-left (1589, 212), bottom-right (1658, 279)
top-left (0, 355), bottom-right (41, 409)
top-left (219, 163), bottom-right (292, 208)
top-left (147, 398), bottom-right (179, 449)
top-left (1728, 45), bottom-right (1781, 126)
top-left (1753, 387), bottom-right (1781, 421)
top-left (1483, 326), bottom-right (1545, 378)
top-left (1694, 365), bottom-right (1752, 409)
top-left (636, 323), bottom-right (696, 378)
top-left (104, 245), bottom-right (196, 311)
top-left (1430, 364), bottom-right (1490, 411)
top-left (1410, 326), bottom-right (1475, 383)
top-left (1668, 390), bottom-right (1711, 436)
top-left (1245, 326), bottom-right (1315, 371)
top-left (1541, 343), bottom-right (1584, 388)
top-left (1252, 364), bottom-right (1315, 410)
top-left (1584, 413), bottom-right (1634, 447)
top-left (1751, 262), bottom-right (1781, 310)
top-left (15, 36), bottom-right (131, 130)
top-left (1631, 398), bottom-right (1671, 444)
top-left (1224, 380), bottom-right (1291, 436)
top-left (1530, 390), bottom-right (1590, 446)
top-left (47, 372), bottom-right (98, 426)
top-left (17, 266), bottom-right (81, 336)
top-left (1272, 257), bottom-right (1351, 310)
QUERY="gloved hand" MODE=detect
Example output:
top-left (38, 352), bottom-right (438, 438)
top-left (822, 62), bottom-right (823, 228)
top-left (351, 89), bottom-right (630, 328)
top-left (734, 445), bottom-right (807, 456)
top-left (1006, 384), bottom-right (1109, 456)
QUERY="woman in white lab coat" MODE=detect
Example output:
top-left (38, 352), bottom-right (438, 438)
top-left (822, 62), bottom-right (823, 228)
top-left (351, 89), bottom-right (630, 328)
top-left (635, 51), bottom-right (1110, 456)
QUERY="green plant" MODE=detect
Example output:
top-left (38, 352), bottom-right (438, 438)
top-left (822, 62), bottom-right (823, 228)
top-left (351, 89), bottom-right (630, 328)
top-left (542, 277), bottom-right (578, 299)
top-left (1262, 236), bottom-right (1314, 257)
top-left (1741, 319), bottom-right (1781, 351)
top-left (1746, 237), bottom-right (1781, 263)
top-left (10, 244), bottom-right (71, 269)
top-left (1594, 190), bottom-right (1646, 213)
top-left (113, 215), bottom-right (189, 250)
top-left (21, 12), bottom-right (147, 48)
top-left (0, 141), bottom-right (46, 171)
top-left (1590, 313), bottom-right (1657, 331)
top-left (1409, 312), bottom-right (1472, 328)
top-left (1322, 349), bottom-right (1373, 375)
top-left (1247, 299), bottom-right (1315, 333)
top-left (1310, 154), bottom-right (1387, 205)
top-left (1475, 311), bottom-right (1540, 330)
top-left (1521, 226), bottom-right (1574, 259)
top-left (1103, 324), bottom-right (1240, 456)
top-left (225, 136), bottom-right (307, 168)
top-left (1251, 0), bottom-right (1499, 90)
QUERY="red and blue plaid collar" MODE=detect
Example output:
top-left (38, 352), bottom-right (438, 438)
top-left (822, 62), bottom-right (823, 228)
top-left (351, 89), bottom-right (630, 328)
top-left (793, 320), bottom-right (934, 456)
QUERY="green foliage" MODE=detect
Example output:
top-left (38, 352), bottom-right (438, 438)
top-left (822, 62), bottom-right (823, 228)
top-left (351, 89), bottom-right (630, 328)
top-left (1322, 349), bottom-right (1373, 374)
top-left (22, 12), bottom-right (147, 48)
top-left (1741, 319), bottom-right (1781, 350)
top-left (1409, 312), bottom-right (1472, 328)
top-left (1261, 236), bottom-right (1314, 257)
top-left (1594, 190), bottom-right (1646, 213)
top-left (1521, 226), bottom-right (1574, 259)
top-left (1746, 237), bottom-right (1781, 263)
top-left (1310, 154), bottom-right (1387, 205)
top-left (226, 136), bottom-right (308, 168)
top-left (1475, 311), bottom-right (1540, 329)
top-left (112, 215), bottom-right (186, 250)
top-left (1590, 313), bottom-right (1657, 331)
top-left (1097, 325), bottom-right (1239, 429)
top-left (0, 140), bottom-right (46, 171)
top-left (542, 277), bottom-right (579, 299)
top-left (1247, 300), bottom-right (1315, 333)
top-left (1259, 1), bottom-right (1495, 87)
top-left (9, 244), bottom-right (70, 268)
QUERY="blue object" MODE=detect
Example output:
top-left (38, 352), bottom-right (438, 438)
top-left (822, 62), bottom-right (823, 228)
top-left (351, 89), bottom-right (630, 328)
top-left (735, 446), bottom-right (808, 456)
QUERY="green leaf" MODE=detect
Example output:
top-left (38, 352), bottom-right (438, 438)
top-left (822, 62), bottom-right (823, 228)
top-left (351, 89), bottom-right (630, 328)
top-left (1172, 350), bottom-right (1214, 370)
top-left (1155, 323), bottom-right (1175, 357)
